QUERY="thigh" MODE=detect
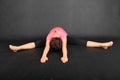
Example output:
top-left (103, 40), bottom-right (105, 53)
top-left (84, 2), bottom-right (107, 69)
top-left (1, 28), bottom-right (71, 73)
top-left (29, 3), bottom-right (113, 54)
top-left (34, 37), bottom-right (46, 48)
top-left (67, 36), bottom-right (87, 46)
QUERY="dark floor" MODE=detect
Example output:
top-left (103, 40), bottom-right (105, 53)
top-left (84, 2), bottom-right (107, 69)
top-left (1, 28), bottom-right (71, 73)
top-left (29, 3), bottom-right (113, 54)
top-left (0, 40), bottom-right (120, 80)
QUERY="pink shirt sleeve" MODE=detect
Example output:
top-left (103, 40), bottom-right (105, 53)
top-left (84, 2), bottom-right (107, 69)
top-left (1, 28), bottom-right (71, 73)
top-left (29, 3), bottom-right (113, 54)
top-left (60, 32), bottom-right (67, 40)
top-left (46, 32), bottom-right (53, 41)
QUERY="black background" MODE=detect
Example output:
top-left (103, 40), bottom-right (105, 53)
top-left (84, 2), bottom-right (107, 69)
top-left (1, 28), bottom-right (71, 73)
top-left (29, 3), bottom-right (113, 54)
top-left (0, 0), bottom-right (120, 41)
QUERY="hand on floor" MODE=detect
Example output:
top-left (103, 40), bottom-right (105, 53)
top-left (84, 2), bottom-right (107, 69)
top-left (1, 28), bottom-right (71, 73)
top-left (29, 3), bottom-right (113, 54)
top-left (61, 57), bottom-right (68, 63)
top-left (40, 56), bottom-right (48, 63)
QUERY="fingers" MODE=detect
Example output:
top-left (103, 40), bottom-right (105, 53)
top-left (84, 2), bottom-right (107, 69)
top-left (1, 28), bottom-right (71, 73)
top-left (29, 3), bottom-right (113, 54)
top-left (40, 57), bottom-right (68, 63)
top-left (40, 57), bottom-right (48, 63)
top-left (61, 57), bottom-right (68, 63)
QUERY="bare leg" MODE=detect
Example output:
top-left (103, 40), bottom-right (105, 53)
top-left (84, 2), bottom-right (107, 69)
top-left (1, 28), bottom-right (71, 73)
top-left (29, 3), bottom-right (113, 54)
top-left (9, 42), bottom-right (36, 52)
top-left (86, 41), bottom-right (113, 49)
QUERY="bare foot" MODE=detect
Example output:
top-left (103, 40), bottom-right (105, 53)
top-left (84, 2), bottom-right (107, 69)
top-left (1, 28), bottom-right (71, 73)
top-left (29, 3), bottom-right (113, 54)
top-left (9, 45), bottom-right (20, 52)
top-left (102, 41), bottom-right (113, 49)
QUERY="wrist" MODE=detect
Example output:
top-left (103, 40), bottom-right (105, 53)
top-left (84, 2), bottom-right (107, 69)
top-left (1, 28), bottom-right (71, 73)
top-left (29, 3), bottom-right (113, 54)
top-left (42, 55), bottom-right (47, 57)
top-left (62, 56), bottom-right (68, 58)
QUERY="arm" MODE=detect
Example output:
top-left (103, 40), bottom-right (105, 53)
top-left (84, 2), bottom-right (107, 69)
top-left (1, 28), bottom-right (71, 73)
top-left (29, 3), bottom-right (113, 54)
top-left (40, 40), bottom-right (50, 63)
top-left (61, 39), bottom-right (68, 63)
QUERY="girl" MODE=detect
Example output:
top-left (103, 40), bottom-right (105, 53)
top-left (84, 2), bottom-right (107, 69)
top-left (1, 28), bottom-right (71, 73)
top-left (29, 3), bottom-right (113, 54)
top-left (9, 27), bottom-right (113, 63)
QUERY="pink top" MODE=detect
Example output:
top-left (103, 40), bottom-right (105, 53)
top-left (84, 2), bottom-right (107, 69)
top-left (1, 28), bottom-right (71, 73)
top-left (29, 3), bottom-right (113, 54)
top-left (46, 27), bottom-right (68, 41)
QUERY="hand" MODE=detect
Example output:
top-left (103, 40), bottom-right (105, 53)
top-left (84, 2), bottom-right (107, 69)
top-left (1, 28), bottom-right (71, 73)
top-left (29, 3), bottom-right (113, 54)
top-left (61, 57), bottom-right (68, 63)
top-left (40, 56), bottom-right (48, 63)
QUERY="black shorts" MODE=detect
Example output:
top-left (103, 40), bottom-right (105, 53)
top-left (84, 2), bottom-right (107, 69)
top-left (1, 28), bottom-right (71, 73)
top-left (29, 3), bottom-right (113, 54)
top-left (34, 36), bottom-right (87, 48)
top-left (34, 37), bottom-right (46, 48)
top-left (67, 36), bottom-right (87, 46)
